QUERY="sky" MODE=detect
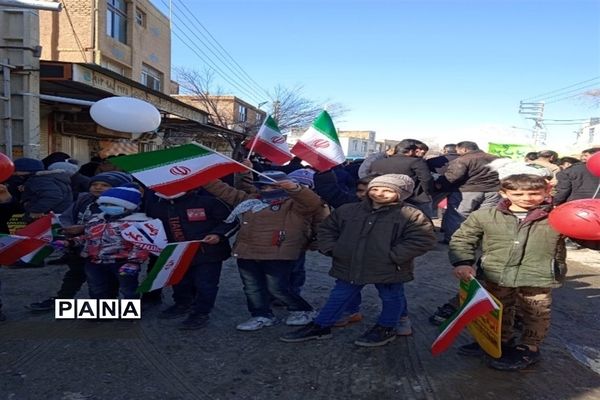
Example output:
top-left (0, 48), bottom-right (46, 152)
top-left (152, 0), bottom-right (600, 151)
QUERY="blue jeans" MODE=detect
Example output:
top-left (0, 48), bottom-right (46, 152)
top-left (442, 191), bottom-right (501, 241)
top-left (290, 252), bottom-right (306, 296)
top-left (172, 261), bottom-right (222, 315)
top-left (315, 280), bottom-right (406, 328)
top-left (237, 259), bottom-right (313, 318)
top-left (85, 261), bottom-right (139, 299)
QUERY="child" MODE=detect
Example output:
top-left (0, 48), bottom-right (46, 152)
top-left (449, 174), bottom-right (566, 371)
top-left (146, 190), bottom-right (238, 330)
top-left (67, 185), bottom-right (154, 299)
top-left (280, 174), bottom-right (436, 347)
top-left (27, 172), bottom-right (133, 311)
top-left (203, 170), bottom-right (322, 331)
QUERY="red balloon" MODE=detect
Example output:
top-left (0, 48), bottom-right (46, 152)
top-left (0, 152), bottom-right (14, 183)
top-left (586, 151), bottom-right (600, 177)
top-left (548, 199), bottom-right (600, 240)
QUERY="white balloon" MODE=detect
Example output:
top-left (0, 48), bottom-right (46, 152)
top-left (90, 96), bottom-right (161, 133)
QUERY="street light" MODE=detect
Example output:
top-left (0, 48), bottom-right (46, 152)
top-left (257, 101), bottom-right (268, 109)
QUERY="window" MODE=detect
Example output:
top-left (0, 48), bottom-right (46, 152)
top-left (238, 105), bottom-right (247, 123)
top-left (353, 140), bottom-right (358, 151)
top-left (101, 58), bottom-right (125, 76)
top-left (135, 8), bottom-right (146, 27)
top-left (107, 0), bottom-right (128, 44)
top-left (362, 142), bottom-right (368, 153)
top-left (141, 63), bottom-right (163, 91)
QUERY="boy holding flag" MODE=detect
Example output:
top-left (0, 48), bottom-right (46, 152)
top-left (449, 174), bottom-right (567, 371)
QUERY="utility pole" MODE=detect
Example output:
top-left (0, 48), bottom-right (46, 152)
top-left (519, 101), bottom-right (546, 146)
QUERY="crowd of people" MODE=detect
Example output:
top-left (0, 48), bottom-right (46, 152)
top-left (0, 141), bottom-right (598, 372)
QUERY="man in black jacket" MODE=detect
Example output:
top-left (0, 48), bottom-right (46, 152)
top-left (146, 191), bottom-right (238, 330)
top-left (426, 144), bottom-right (460, 217)
top-left (553, 147), bottom-right (600, 205)
top-left (369, 139), bottom-right (433, 216)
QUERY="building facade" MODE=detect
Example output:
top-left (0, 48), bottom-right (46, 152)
top-left (338, 130), bottom-right (377, 159)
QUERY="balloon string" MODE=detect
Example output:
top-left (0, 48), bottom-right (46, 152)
top-left (593, 180), bottom-right (600, 199)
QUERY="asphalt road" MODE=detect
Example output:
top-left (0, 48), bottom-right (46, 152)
top-left (1, 240), bottom-right (599, 400)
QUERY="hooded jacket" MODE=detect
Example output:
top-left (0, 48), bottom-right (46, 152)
top-left (21, 170), bottom-right (73, 219)
top-left (318, 199), bottom-right (436, 284)
top-left (448, 199), bottom-right (566, 288)
top-left (441, 150), bottom-right (500, 192)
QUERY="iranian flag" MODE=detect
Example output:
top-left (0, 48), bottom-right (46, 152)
top-left (137, 241), bottom-right (201, 293)
top-left (0, 235), bottom-right (48, 266)
top-left (290, 110), bottom-right (346, 171)
top-left (15, 215), bottom-right (55, 266)
top-left (431, 279), bottom-right (500, 356)
top-left (246, 115), bottom-right (292, 165)
top-left (109, 144), bottom-right (246, 196)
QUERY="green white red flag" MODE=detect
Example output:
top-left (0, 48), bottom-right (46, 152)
top-left (121, 218), bottom-right (168, 255)
top-left (246, 115), bottom-right (292, 165)
top-left (16, 214), bottom-right (56, 265)
top-left (431, 279), bottom-right (500, 356)
top-left (109, 144), bottom-right (246, 196)
top-left (137, 241), bottom-right (201, 293)
top-left (290, 110), bottom-right (346, 171)
top-left (0, 234), bottom-right (48, 265)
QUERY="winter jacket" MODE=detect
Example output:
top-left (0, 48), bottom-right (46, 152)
top-left (358, 151), bottom-right (387, 178)
top-left (318, 200), bottom-right (436, 284)
top-left (73, 212), bottom-right (154, 264)
top-left (313, 170), bottom-right (359, 209)
top-left (146, 192), bottom-right (238, 264)
top-left (70, 173), bottom-right (91, 201)
top-left (370, 154), bottom-right (433, 204)
top-left (58, 192), bottom-right (102, 228)
top-left (426, 153), bottom-right (460, 176)
top-left (553, 163), bottom-right (600, 204)
top-left (448, 199), bottom-right (566, 288)
top-left (203, 180), bottom-right (323, 260)
top-left (21, 170), bottom-right (73, 219)
top-left (440, 150), bottom-right (500, 192)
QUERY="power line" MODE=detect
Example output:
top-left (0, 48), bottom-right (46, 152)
top-left (523, 76), bottom-right (600, 102)
top-left (173, 0), bottom-right (271, 99)
top-left (534, 82), bottom-right (600, 102)
top-left (165, 0), bottom-right (268, 101)
top-left (60, 0), bottom-right (88, 63)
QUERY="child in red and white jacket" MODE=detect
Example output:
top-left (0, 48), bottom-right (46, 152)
top-left (66, 185), bottom-right (154, 299)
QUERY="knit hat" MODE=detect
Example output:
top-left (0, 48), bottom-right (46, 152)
top-left (367, 174), bottom-right (415, 201)
top-left (90, 171), bottom-right (133, 188)
top-left (48, 161), bottom-right (79, 176)
top-left (288, 169), bottom-right (315, 188)
top-left (97, 186), bottom-right (142, 210)
top-left (14, 158), bottom-right (44, 173)
top-left (255, 170), bottom-right (288, 186)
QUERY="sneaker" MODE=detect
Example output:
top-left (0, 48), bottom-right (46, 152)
top-left (429, 303), bottom-right (457, 326)
top-left (236, 316), bottom-right (278, 331)
top-left (487, 344), bottom-right (541, 371)
top-left (158, 304), bottom-right (190, 320)
top-left (396, 316), bottom-right (413, 336)
top-left (354, 324), bottom-right (397, 347)
top-left (334, 312), bottom-right (364, 327)
top-left (178, 313), bottom-right (210, 330)
top-left (458, 342), bottom-right (484, 357)
top-left (26, 298), bottom-right (56, 312)
top-left (285, 311), bottom-right (317, 326)
top-left (279, 322), bottom-right (332, 343)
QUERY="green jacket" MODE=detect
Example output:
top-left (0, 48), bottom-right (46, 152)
top-left (318, 200), bottom-right (436, 284)
top-left (448, 200), bottom-right (567, 288)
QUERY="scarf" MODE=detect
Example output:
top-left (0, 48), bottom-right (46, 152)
top-left (225, 190), bottom-right (289, 223)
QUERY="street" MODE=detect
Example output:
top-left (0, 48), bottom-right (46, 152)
top-left (1, 240), bottom-right (599, 400)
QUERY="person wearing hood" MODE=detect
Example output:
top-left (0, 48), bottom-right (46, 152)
top-left (64, 185), bottom-right (156, 300)
top-left (146, 190), bottom-right (239, 330)
top-left (202, 165), bottom-right (323, 331)
top-left (281, 174), bottom-right (436, 347)
top-left (11, 157), bottom-right (72, 223)
top-left (48, 161), bottom-right (91, 201)
top-left (28, 171), bottom-right (133, 312)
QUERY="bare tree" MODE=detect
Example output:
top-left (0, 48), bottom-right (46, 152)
top-left (268, 84), bottom-right (348, 132)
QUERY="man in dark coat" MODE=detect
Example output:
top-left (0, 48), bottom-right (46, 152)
top-left (553, 147), bottom-right (600, 205)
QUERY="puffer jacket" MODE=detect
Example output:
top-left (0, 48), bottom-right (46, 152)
top-left (21, 170), bottom-right (73, 218)
top-left (448, 199), bottom-right (566, 288)
top-left (203, 180), bottom-right (323, 260)
top-left (318, 200), bottom-right (436, 284)
top-left (441, 150), bottom-right (500, 192)
top-left (553, 163), bottom-right (600, 204)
